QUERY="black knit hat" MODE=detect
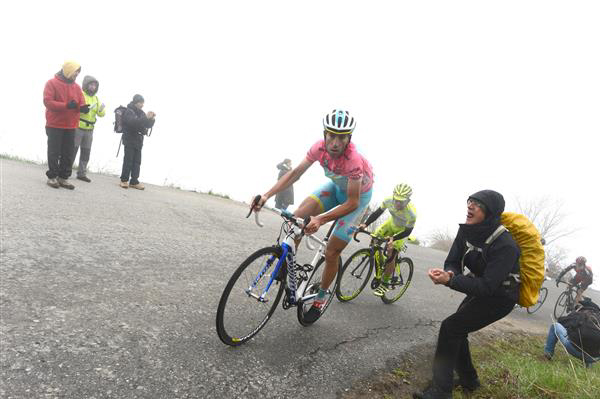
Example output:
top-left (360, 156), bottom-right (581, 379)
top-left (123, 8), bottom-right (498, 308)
top-left (132, 94), bottom-right (144, 104)
top-left (468, 189), bottom-right (505, 220)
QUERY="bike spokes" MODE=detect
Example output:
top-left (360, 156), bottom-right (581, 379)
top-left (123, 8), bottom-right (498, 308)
top-left (216, 248), bottom-right (285, 346)
top-left (336, 249), bottom-right (373, 302)
top-left (381, 257), bottom-right (414, 304)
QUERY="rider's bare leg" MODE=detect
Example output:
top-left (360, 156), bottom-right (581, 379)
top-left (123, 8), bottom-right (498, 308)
top-left (383, 250), bottom-right (398, 279)
top-left (575, 287), bottom-right (584, 304)
top-left (291, 195), bottom-right (345, 292)
top-left (320, 236), bottom-right (347, 291)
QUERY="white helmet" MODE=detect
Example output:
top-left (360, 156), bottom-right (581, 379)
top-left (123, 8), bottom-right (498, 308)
top-left (323, 109), bottom-right (356, 134)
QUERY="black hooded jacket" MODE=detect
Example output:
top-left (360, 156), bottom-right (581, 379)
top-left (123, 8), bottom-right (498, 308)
top-left (444, 190), bottom-right (520, 301)
top-left (122, 103), bottom-right (155, 150)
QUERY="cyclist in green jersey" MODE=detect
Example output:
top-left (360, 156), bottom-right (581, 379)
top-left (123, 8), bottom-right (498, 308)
top-left (358, 183), bottom-right (417, 296)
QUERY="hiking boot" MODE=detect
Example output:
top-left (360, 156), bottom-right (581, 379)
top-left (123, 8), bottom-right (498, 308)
top-left (130, 183), bottom-right (145, 190)
top-left (77, 175), bottom-right (91, 183)
top-left (119, 181), bottom-right (129, 189)
top-left (57, 178), bottom-right (75, 190)
top-left (372, 284), bottom-right (390, 297)
top-left (47, 178), bottom-right (60, 189)
top-left (453, 377), bottom-right (481, 392)
top-left (303, 298), bottom-right (326, 324)
top-left (412, 384), bottom-right (451, 399)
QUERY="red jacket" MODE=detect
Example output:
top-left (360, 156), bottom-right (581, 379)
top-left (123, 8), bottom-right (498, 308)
top-left (43, 73), bottom-right (86, 129)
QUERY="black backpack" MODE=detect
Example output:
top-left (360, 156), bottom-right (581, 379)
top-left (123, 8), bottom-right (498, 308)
top-left (579, 297), bottom-right (600, 313)
top-left (560, 299), bottom-right (600, 358)
top-left (113, 106), bottom-right (128, 133)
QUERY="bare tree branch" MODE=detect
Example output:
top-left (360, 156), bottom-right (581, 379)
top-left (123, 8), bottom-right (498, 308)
top-left (515, 196), bottom-right (579, 245)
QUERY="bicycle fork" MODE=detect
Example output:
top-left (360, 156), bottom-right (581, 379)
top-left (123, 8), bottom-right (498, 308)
top-left (245, 254), bottom-right (279, 303)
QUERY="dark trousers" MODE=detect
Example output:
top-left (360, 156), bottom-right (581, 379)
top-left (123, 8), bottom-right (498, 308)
top-left (120, 145), bottom-right (142, 185)
top-left (432, 295), bottom-right (515, 392)
top-left (46, 127), bottom-right (75, 179)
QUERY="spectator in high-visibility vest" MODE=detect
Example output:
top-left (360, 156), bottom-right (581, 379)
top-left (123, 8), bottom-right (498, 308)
top-left (72, 75), bottom-right (106, 183)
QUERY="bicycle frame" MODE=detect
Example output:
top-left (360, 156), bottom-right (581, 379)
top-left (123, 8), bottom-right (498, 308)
top-left (248, 209), bottom-right (334, 306)
top-left (354, 231), bottom-right (405, 282)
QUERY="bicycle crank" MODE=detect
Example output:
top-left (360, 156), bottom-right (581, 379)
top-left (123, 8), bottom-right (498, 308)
top-left (370, 278), bottom-right (380, 289)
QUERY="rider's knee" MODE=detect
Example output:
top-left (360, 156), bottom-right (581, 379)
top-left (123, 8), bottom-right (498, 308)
top-left (325, 246), bottom-right (342, 260)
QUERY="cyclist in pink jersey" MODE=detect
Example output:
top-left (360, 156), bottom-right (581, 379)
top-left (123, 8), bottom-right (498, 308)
top-left (252, 109), bottom-right (374, 323)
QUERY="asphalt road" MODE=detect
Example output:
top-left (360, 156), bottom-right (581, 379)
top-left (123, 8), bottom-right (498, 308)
top-left (1, 159), bottom-right (598, 398)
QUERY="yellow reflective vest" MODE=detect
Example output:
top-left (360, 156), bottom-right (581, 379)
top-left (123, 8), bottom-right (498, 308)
top-left (78, 91), bottom-right (106, 130)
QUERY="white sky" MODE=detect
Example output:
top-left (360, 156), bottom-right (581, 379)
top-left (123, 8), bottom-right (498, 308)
top-left (1, 1), bottom-right (598, 287)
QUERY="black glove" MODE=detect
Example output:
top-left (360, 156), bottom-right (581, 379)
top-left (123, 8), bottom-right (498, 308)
top-left (80, 104), bottom-right (90, 114)
top-left (67, 100), bottom-right (77, 109)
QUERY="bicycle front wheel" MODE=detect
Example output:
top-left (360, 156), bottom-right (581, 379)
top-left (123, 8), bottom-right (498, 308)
top-left (527, 287), bottom-right (548, 314)
top-left (381, 256), bottom-right (414, 304)
top-left (297, 256), bottom-right (341, 326)
top-left (216, 247), bottom-right (285, 346)
top-left (553, 290), bottom-right (570, 319)
top-left (335, 248), bottom-right (373, 302)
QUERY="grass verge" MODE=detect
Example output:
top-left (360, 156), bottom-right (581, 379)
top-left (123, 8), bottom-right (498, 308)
top-left (340, 330), bottom-right (599, 399)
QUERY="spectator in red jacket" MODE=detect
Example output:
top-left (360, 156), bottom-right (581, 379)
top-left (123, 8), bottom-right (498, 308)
top-left (43, 61), bottom-right (89, 189)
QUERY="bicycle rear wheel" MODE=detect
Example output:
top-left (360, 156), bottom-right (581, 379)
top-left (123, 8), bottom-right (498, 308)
top-left (527, 287), bottom-right (548, 314)
top-left (553, 290), bottom-right (571, 319)
top-left (216, 246), bottom-right (285, 346)
top-left (381, 256), bottom-right (414, 304)
top-left (297, 256), bottom-right (341, 326)
top-left (335, 248), bottom-right (373, 302)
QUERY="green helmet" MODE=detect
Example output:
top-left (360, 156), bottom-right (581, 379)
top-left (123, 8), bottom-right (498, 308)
top-left (393, 183), bottom-right (412, 201)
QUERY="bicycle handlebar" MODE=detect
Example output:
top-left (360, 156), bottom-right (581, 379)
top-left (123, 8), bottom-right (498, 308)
top-left (352, 228), bottom-right (387, 244)
top-left (247, 194), bottom-right (312, 232)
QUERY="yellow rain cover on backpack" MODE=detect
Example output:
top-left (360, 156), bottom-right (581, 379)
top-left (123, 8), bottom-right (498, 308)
top-left (501, 212), bottom-right (545, 307)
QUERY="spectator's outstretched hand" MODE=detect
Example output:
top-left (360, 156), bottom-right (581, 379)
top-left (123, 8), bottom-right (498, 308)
top-left (428, 268), bottom-right (453, 285)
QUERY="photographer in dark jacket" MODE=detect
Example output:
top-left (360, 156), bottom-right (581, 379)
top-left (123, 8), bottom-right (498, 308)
top-left (274, 159), bottom-right (294, 210)
top-left (544, 299), bottom-right (600, 368)
top-left (414, 190), bottom-right (520, 399)
top-left (119, 94), bottom-right (156, 190)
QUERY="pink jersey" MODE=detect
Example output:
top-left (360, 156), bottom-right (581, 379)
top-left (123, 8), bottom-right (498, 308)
top-left (306, 140), bottom-right (374, 193)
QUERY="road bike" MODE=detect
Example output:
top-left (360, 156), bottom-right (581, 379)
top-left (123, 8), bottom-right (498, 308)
top-left (336, 229), bottom-right (413, 304)
top-left (553, 281), bottom-right (580, 319)
top-left (553, 281), bottom-right (577, 319)
top-left (524, 281), bottom-right (549, 314)
top-left (216, 201), bottom-right (341, 346)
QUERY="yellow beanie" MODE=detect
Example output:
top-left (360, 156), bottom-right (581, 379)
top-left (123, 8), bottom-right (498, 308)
top-left (62, 61), bottom-right (81, 79)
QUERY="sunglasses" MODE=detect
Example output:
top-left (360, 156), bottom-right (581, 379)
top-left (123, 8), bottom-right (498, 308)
top-left (467, 198), bottom-right (485, 209)
top-left (394, 199), bottom-right (409, 207)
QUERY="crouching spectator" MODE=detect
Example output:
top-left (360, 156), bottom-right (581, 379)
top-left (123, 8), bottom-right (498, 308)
top-left (544, 299), bottom-right (600, 368)
top-left (119, 94), bottom-right (156, 190)
top-left (414, 190), bottom-right (520, 399)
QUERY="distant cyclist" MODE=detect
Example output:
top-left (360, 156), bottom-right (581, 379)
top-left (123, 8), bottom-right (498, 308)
top-left (252, 109), bottom-right (374, 323)
top-left (556, 256), bottom-right (594, 305)
top-left (357, 183), bottom-right (417, 297)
